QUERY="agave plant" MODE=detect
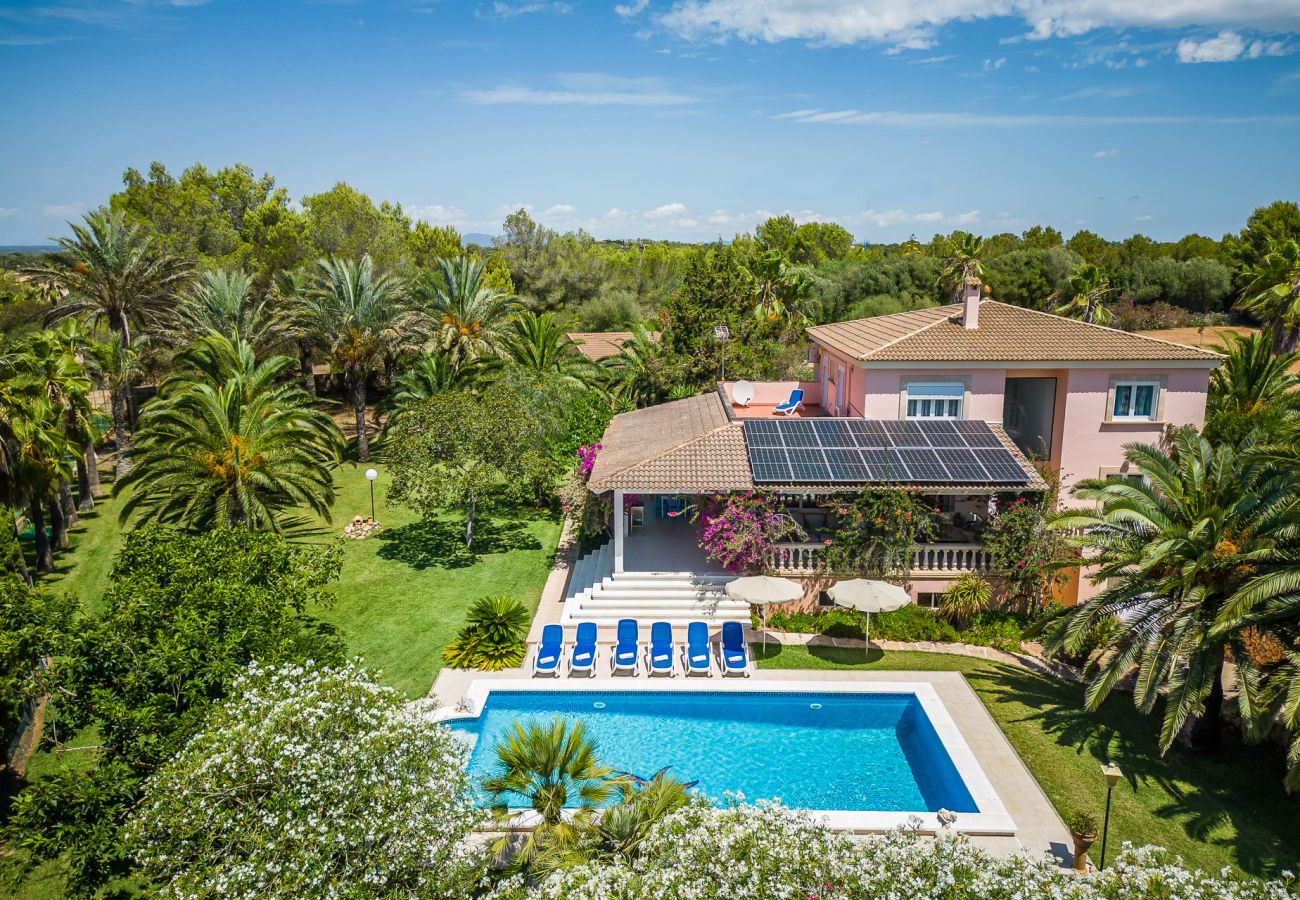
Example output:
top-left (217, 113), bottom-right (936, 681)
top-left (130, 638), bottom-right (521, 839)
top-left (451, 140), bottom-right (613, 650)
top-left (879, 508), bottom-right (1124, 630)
top-left (939, 573), bottom-right (992, 628)
top-left (441, 595), bottom-right (531, 670)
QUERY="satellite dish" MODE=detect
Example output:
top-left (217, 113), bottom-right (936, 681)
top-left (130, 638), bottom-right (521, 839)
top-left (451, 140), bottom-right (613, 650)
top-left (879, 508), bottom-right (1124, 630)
top-left (732, 380), bottom-right (755, 407)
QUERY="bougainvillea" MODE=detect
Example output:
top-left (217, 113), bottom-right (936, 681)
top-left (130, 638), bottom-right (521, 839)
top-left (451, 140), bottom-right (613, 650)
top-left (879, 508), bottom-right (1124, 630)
top-left (819, 489), bottom-right (938, 578)
top-left (577, 443), bottom-right (602, 477)
top-left (985, 494), bottom-right (1072, 613)
top-left (561, 444), bottom-right (612, 544)
top-left (697, 492), bottom-right (803, 575)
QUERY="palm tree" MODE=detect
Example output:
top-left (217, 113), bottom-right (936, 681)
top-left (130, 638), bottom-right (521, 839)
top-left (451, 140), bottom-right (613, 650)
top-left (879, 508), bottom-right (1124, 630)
top-left (174, 269), bottom-right (280, 351)
top-left (115, 334), bottom-right (343, 531)
top-left (500, 311), bottom-right (600, 388)
top-left (937, 232), bottom-right (984, 300)
top-left (11, 397), bottom-right (77, 573)
top-left (90, 332), bottom-right (149, 478)
top-left (482, 718), bottom-right (618, 873)
top-left (741, 249), bottom-right (813, 324)
top-left (294, 256), bottom-right (419, 462)
top-left (1238, 238), bottom-right (1300, 353)
top-left (1204, 329), bottom-right (1300, 447)
top-left (47, 318), bottom-right (105, 507)
top-left (25, 209), bottom-right (192, 344)
top-left (413, 255), bottom-right (521, 363)
top-left (603, 323), bottom-right (662, 407)
top-left (1051, 263), bottom-right (1114, 325)
top-left (271, 269), bottom-right (317, 397)
top-left (1050, 430), bottom-right (1296, 753)
top-left (384, 352), bottom-right (493, 431)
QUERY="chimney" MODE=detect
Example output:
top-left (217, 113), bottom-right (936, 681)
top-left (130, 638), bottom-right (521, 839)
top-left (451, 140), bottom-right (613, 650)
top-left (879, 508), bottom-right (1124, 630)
top-left (960, 279), bottom-right (981, 330)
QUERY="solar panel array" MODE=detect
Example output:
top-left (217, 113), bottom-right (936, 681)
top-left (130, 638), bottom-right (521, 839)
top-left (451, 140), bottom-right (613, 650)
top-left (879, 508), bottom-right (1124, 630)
top-left (742, 418), bottom-right (1030, 486)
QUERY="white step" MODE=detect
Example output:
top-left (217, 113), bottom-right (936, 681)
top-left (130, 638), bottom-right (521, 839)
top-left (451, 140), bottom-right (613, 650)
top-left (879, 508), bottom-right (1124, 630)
top-left (575, 598), bottom-right (747, 612)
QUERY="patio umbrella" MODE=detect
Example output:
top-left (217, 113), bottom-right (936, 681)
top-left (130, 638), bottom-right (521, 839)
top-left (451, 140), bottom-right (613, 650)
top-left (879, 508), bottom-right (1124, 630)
top-left (827, 579), bottom-right (912, 655)
top-left (725, 575), bottom-right (803, 650)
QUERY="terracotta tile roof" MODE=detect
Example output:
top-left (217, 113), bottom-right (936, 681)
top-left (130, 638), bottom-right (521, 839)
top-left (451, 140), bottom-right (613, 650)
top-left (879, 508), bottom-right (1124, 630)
top-left (808, 300), bottom-right (1221, 364)
top-left (567, 331), bottom-right (659, 361)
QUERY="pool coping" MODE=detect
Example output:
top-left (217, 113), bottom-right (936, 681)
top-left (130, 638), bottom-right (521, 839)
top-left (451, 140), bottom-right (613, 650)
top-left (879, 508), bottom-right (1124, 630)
top-left (435, 677), bottom-right (1017, 836)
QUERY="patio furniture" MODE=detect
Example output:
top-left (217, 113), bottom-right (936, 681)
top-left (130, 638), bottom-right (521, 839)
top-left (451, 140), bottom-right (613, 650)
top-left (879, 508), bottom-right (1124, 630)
top-left (647, 621), bottom-right (675, 676)
top-left (569, 621), bottom-right (598, 675)
top-left (628, 505), bottom-right (644, 532)
top-left (774, 388), bottom-right (804, 416)
top-left (720, 621), bottom-right (750, 676)
top-left (827, 579), bottom-right (912, 656)
top-left (533, 624), bottom-right (563, 676)
top-left (684, 621), bottom-right (712, 676)
top-left (613, 618), bottom-right (640, 675)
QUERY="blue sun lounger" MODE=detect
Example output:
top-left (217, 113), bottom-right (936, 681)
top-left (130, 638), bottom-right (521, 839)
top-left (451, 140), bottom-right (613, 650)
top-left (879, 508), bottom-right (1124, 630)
top-left (533, 623), bottom-right (563, 676)
top-left (569, 621), bottom-right (598, 675)
top-left (774, 388), bottom-right (804, 416)
top-left (721, 621), bottom-right (749, 676)
top-left (648, 621), bottom-right (675, 676)
top-left (684, 621), bottom-right (712, 676)
top-left (613, 618), bottom-right (639, 675)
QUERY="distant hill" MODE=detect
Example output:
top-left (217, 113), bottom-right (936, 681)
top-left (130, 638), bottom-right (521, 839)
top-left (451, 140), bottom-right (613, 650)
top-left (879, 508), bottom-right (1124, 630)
top-left (462, 232), bottom-right (495, 247)
top-left (0, 245), bottom-right (57, 255)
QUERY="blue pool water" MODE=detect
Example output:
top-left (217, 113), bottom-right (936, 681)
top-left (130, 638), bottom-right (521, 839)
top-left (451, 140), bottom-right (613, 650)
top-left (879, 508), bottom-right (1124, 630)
top-left (445, 690), bottom-right (978, 813)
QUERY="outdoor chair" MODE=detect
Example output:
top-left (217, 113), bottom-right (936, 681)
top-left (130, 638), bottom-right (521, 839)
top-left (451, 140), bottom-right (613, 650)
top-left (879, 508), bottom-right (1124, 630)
top-left (613, 618), bottom-right (640, 675)
top-left (720, 621), bottom-right (750, 676)
top-left (647, 621), bottom-right (675, 676)
top-left (774, 388), bottom-right (804, 416)
top-left (569, 621), bottom-right (598, 675)
top-left (533, 624), bottom-right (563, 676)
top-left (684, 621), bottom-right (712, 676)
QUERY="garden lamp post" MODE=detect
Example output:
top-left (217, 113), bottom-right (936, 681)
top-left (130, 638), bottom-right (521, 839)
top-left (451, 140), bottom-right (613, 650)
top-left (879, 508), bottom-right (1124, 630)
top-left (365, 467), bottom-right (378, 522)
top-left (1099, 762), bottom-right (1122, 869)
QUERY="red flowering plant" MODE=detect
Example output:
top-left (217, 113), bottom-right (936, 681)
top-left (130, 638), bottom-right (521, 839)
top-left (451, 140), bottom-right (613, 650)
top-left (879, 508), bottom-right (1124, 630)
top-left (696, 491), bottom-right (804, 575)
top-left (820, 489), bottom-right (938, 578)
top-left (559, 444), bottom-right (611, 546)
top-left (983, 492), bottom-right (1071, 614)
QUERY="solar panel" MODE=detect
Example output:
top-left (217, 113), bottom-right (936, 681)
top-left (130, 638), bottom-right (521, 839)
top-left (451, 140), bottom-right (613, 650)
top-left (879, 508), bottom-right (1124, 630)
top-left (824, 447), bottom-right (870, 480)
top-left (787, 447), bottom-right (832, 481)
top-left (895, 447), bottom-right (950, 481)
top-left (780, 419), bottom-right (820, 448)
top-left (848, 420), bottom-right (890, 448)
top-left (861, 447), bottom-right (908, 481)
top-left (749, 447), bottom-right (792, 482)
top-left (973, 449), bottom-right (1030, 483)
top-left (934, 448), bottom-right (989, 482)
top-left (743, 419), bottom-right (785, 448)
top-left (883, 420), bottom-right (929, 447)
top-left (916, 419), bottom-right (966, 448)
top-left (812, 419), bottom-right (857, 448)
top-left (953, 419), bottom-right (1004, 448)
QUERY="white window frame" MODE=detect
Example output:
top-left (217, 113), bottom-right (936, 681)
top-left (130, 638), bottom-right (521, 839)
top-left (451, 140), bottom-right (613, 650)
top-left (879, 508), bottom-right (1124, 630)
top-left (1111, 380), bottom-right (1160, 421)
top-left (905, 382), bottom-right (964, 419)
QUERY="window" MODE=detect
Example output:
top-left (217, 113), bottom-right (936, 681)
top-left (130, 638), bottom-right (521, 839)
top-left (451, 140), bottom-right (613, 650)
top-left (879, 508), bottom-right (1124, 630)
top-left (917, 592), bottom-right (942, 609)
top-left (1111, 381), bottom-right (1159, 421)
top-left (1105, 471), bottom-right (1148, 488)
top-left (905, 382), bottom-right (963, 419)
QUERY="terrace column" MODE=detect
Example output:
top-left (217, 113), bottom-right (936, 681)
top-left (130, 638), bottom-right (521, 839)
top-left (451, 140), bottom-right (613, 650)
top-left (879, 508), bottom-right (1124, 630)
top-left (613, 488), bottom-right (625, 573)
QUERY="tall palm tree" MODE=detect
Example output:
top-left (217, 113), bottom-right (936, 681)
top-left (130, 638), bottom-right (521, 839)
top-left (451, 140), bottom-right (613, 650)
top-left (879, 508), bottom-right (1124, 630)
top-left (294, 256), bottom-right (419, 462)
top-left (500, 311), bottom-right (599, 388)
top-left (115, 334), bottom-right (343, 531)
top-left (1204, 329), bottom-right (1300, 447)
top-left (271, 269), bottom-right (317, 397)
top-left (1238, 238), bottom-right (1300, 354)
top-left (413, 255), bottom-right (521, 363)
top-left (90, 332), bottom-right (149, 478)
top-left (937, 232), bottom-right (984, 301)
top-left (1051, 263), bottom-right (1114, 325)
top-left (11, 397), bottom-right (76, 573)
top-left (174, 268), bottom-right (280, 351)
top-left (741, 249), bottom-right (813, 324)
top-left (25, 209), bottom-right (192, 344)
top-left (47, 318), bottom-right (105, 507)
top-left (383, 352), bottom-right (493, 432)
top-left (603, 323), bottom-right (662, 408)
top-left (482, 718), bottom-right (618, 873)
top-left (1050, 430), bottom-right (1296, 753)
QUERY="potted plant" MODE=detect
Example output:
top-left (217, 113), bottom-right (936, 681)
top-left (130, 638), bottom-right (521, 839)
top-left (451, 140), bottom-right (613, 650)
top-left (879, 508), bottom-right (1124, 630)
top-left (1068, 810), bottom-right (1100, 873)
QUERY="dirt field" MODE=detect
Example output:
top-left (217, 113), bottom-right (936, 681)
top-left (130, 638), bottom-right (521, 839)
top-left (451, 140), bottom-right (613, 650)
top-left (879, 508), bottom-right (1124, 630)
top-left (1135, 325), bottom-right (1260, 349)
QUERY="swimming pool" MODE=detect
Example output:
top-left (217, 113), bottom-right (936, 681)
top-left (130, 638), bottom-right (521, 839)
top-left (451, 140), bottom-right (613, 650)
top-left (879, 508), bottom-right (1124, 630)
top-left (440, 679), bottom-right (1015, 834)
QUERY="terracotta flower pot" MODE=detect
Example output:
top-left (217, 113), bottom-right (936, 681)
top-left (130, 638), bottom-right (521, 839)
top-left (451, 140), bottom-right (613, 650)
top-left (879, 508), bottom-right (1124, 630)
top-left (1071, 830), bottom-right (1098, 873)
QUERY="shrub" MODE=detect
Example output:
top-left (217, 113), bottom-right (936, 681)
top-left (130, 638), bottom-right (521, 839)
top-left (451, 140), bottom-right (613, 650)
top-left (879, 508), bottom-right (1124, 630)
top-left (960, 612), bottom-right (1029, 652)
top-left (984, 492), bottom-right (1072, 613)
top-left (697, 492), bottom-right (803, 575)
top-left (820, 490), bottom-right (938, 578)
top-left (442, 595), bottom-right (531, 670)
top-left (1069, 810), bottom-right (1101, 836)
top-left (939, 573), bottom-right (992, 626)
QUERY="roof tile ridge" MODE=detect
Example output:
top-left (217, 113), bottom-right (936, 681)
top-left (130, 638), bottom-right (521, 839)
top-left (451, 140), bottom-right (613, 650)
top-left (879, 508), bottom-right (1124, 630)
top-left (860, 303), bottom-right (965, 358)
top-left (982, 300), bottom-right (1223, 359)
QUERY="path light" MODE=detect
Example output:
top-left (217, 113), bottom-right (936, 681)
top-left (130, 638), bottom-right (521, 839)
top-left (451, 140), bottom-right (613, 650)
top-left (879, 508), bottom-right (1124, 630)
top-left (365, 467), bottom-right (378, 522)
top-left (1099, 762), bottom-right (1122, 869)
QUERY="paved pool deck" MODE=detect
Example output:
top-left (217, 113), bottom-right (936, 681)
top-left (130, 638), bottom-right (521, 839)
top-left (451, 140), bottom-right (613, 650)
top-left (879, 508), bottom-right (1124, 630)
top-left (428, 665), bottom-right (1073, 866)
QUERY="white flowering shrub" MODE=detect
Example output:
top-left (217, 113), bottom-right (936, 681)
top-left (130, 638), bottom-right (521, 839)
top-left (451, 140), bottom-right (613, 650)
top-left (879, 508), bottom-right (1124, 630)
top-left (520, 800), bottom-right (1298, 900)
top-left (127, 662), bottom-right (485, 899)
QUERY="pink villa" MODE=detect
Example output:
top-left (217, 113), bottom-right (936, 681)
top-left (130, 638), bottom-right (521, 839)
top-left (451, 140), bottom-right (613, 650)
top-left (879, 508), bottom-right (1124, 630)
top-left (566, 286), bottom-right (1220, 626)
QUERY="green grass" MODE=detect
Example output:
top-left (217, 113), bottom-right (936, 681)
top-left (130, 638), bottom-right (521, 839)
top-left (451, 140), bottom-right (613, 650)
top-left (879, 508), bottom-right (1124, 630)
top-left (757, 643), bottom-right (1300, 878)
top-left (31, 462), bottom-right (562, 698)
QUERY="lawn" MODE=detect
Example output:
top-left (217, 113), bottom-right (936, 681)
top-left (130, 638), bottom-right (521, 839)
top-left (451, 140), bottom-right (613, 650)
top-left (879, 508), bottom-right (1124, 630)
top-left (756, 642), bottom-right (1300, 878)
top-left (31, 461), bottom-right (562, 697)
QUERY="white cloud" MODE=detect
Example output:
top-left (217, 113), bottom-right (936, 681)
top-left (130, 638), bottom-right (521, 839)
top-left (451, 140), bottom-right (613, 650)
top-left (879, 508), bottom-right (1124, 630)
top-left (489, 1), bottom-right (571, 18)
top-left (42, 203), bottom-right (82, 218)
top-left (644, 202), bottom-right (688, 218)
top-left (0, 207), bottom-right (17, 218)
top-left (408, 204), bottom-right (467, 224)
top-left (1134, 214), bottom-right (1154, 221)
top-left (1177, 31), bottom-right (1245, 62)
top-left (982, 57), bottom-right (1006, 71)
top-left (461, 72), bottom-right (697, 106)
top-left (540, 203), bottom-right (578, 216)
top-left (1093, 148), bottom-right (1118, 158)
top-left (615, 0), bottom-right (650, 16)
top-left (773, 107), bottom-right (1300, 127)
top-left (657, 0), bottom-right (1300, 48)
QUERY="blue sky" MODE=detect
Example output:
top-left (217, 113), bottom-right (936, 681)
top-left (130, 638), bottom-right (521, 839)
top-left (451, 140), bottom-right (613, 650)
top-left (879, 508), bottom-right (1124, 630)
top-left (1, 0), bottom-right (1298, 245)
